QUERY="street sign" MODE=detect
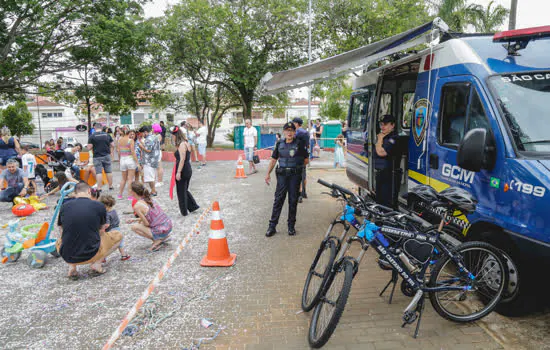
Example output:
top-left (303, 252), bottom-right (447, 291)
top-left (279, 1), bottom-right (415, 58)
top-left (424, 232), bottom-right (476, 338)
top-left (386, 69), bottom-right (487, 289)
top-left (76, 124), bottom-right (87, 132)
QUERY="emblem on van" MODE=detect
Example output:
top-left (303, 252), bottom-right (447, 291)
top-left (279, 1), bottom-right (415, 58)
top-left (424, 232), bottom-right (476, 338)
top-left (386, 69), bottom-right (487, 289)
top-left (413, 99), bottom-right (430, 146)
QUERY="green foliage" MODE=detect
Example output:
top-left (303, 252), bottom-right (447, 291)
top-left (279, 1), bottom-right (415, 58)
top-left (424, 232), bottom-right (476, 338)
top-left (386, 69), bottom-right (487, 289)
top-left (225, 131), bottom-right (235, 143)
top-left (434, 0), bottom-right (509, 32)
top-left (313, 77), bottom-right (352, 121)
top-left (0, 101), bottom-right (35, 137)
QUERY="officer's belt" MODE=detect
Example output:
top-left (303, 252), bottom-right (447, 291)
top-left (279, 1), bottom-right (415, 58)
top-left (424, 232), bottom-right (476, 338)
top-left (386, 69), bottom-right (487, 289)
top-left (276, 167), bottom-right (303, 175)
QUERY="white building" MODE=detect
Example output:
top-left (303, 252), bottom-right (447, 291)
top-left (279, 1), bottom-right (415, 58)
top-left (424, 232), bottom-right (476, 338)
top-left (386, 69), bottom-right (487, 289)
top-left (25, 99), bottom-right (87, 147)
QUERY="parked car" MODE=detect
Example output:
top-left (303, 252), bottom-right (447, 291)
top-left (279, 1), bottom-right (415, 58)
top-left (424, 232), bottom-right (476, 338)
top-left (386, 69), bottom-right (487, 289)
top-left (19, 141), bottom-right (40, 150)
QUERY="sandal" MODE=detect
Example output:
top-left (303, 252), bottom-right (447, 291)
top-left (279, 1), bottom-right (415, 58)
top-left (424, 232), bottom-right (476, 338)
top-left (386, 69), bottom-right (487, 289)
top-left (148, 242), bottom-right (164, 252)
top-left (120, 255), bottom-right (131, 261)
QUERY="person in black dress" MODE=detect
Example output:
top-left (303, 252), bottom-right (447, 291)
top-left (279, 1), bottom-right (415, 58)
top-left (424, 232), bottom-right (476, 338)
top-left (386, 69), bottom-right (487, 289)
top-left (170, 126), bottom-right (199, 216)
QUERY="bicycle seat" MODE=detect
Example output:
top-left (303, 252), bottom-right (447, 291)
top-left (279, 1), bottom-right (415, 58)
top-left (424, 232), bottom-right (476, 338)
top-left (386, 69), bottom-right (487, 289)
top-left (436, 187), bottom-right (477, 215)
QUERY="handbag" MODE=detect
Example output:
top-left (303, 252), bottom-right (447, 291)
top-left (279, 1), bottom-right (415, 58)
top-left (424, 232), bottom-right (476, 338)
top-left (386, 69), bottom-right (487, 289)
top-left (253, 154), bottom-right (260, 164)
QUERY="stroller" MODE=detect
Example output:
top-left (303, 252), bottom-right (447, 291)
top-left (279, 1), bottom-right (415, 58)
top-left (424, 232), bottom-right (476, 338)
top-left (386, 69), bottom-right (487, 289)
top-left (35, 150), bottom-right (79, 193)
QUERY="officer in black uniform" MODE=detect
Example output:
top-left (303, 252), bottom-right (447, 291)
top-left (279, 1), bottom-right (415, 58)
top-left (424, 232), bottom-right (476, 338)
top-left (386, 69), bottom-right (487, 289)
top-left (374, 114), bottom-right (400, 208)
top-left (265, 122), bottom-right (309, 236)
top-left (292, 117), bottom-right (310, 203)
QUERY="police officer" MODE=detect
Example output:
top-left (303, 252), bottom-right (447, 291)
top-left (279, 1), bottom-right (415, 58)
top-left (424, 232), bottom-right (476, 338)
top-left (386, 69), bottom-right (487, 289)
top-left (265, 122), bottom-right (309, 236)
top-left (292, 117), bottom-right (309, 202)
top-left (374, 115), bottom-right (400, 208)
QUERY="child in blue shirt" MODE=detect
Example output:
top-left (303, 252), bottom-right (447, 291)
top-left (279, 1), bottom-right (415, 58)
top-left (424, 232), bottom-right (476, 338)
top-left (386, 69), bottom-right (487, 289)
top-left (99, 194), bottom-right (130, 261)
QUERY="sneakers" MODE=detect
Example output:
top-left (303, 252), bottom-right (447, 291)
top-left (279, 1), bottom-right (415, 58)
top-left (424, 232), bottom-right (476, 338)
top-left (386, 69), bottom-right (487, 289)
top-left (302, 191), bottom-right (308, 199)
top-left (157, 182), bottom-right (164, 187)
top-left (117, 195), bottom-right (123, 200)
top-left (288, 227), bottom-right (296, 236)
top-left (298, 196), bottom-right (303, 203)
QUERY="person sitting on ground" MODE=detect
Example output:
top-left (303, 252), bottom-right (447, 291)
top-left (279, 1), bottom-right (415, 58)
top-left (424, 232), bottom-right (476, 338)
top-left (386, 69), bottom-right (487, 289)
top-left (0, 158), bottom-right (29, 202)
top-left (40, 171), bottom-right (73, 199)
top-left (98, 194), bottom-right (130, 261)
top-left (127, 181), bottom-right (173, 252)
top-left (56, 182), bottom-right (122, 278)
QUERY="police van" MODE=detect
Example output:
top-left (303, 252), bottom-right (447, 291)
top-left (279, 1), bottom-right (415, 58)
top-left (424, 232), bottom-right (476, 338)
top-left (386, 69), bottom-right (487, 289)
top-left (262, 19), bottom-right (550, 315)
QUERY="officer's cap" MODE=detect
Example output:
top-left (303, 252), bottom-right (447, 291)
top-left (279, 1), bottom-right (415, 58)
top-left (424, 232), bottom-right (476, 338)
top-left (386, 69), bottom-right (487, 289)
top-left (283, 122), bottom-right (296, 131)
top-left (291, 117), bottom-right (303, 125)
top-left (380, 115), bottom-right (396, 124)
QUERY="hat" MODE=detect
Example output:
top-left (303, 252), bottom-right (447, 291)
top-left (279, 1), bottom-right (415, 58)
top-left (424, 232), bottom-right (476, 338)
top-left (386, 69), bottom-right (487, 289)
top-left (139, 125), bottom-right (151, 133)
top-left (291, 117), bottom-right (303, 125)
top-left (380, 115), bottom-right (396, 124)
top-left (152, 123), bottom-right (162, 133)
top-left (283, 122), bottom-right (296, 131)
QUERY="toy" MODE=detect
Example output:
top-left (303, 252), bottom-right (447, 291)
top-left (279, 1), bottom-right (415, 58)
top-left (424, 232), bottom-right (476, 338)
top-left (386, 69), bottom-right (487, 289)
top-left (12, 203), bottom-right (35, 217)
top-left (13, 196), bottom-right (48, 211)
top-left (1, 182), bottom-right (76, 268)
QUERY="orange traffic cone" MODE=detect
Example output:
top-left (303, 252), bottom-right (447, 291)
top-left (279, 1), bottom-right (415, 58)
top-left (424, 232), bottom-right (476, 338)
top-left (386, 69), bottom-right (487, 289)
top-left (234, 155), bottom-right (247, 179)
top-left (200, 202), bottom-right (237, 267)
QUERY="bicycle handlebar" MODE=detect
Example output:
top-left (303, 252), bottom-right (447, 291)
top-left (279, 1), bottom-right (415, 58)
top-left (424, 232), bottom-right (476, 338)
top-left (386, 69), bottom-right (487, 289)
top-left (317, 178), bottom-right (332, 189)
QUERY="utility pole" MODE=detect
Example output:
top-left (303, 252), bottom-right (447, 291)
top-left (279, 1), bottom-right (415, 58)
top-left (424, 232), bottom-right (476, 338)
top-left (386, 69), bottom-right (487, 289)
top-left (509, 0), bottom-right (518, 30)
top-left (36, 93), bottom-right (43, 149)
top-left (307, 0), bottom-right (312, 126)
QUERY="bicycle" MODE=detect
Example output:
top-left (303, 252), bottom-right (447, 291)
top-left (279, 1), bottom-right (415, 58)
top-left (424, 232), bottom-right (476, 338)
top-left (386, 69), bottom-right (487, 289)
top-left (308, 186), bottom-right (508, 348)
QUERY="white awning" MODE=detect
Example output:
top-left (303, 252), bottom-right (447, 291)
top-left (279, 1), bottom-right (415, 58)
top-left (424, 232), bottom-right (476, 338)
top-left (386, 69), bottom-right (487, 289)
top-left (261, 18), bottom-right (448, 95)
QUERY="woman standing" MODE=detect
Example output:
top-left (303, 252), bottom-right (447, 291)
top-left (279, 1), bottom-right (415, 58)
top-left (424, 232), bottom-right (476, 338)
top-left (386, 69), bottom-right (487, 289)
top-left (152, 124), bottom-right (164, 186)
top-left (186, 124), bottom-right (198, 163)
top-left (129, 130), bottom-right (142, 183)
top-left (170, 126), bottom-right (199, 216)
top-left (117, 128), bottom-right (138, 199)
top-left (0, 127), bottom-right (20, 170)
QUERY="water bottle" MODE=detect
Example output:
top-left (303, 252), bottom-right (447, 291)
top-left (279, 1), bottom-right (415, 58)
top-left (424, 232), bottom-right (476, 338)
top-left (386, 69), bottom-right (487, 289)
top-left (399, 252), bottom-right (418, 273)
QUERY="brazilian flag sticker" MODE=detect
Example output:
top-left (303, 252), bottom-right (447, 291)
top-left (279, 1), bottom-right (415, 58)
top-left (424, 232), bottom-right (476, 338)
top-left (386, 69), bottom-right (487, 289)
top-left (490, 177), bottom-right (500, 189)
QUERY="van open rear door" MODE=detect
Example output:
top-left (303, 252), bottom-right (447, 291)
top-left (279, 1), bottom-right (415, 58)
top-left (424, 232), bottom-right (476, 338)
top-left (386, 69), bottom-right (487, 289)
top-left (260, 19), bottom-right (448, 95)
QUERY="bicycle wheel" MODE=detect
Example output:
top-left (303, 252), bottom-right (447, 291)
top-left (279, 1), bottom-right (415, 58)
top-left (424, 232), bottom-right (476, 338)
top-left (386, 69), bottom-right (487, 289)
top-left (302, 238), bottom-right (337, 311)
top-left (308, 259), bottom-right (354, 348)
top-left (428, 241), bottom-right (508, 322)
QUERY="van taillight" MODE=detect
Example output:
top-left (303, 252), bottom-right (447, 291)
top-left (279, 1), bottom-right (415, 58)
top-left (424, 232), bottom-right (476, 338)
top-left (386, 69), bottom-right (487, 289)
top-left (493, 25), bottom-right (550, 42)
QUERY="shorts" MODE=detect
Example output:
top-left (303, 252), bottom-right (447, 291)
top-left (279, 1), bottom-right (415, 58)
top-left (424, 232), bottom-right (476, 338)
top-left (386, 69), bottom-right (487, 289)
top-left (120, 156), bottom-right (137, 171)
top-left (143, 164), bottom-right (157, 183)
top-left (188, 140), bottom-right (195, 146)
top-left (57, 230), bottom-right (122, 265)
top-left (93, 155), bottom-right (112, 174)
top-left (198, 143), bottom-right (206, 156)
top-left (244, 147), bottom-right (255, 161)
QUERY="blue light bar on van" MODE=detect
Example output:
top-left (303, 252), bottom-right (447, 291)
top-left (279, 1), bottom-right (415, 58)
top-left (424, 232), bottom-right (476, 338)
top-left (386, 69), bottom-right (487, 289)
top-left (493, 25), bottom-right (550, 42)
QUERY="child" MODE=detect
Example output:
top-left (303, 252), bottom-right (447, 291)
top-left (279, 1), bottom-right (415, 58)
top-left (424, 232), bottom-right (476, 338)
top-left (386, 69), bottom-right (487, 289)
top-left (128, 181), bottom-right (173, 252)
top-left (40, 172), bottom-right (72, 199)
top-left (21, 145), bottom-right (37, 192)
top-left (334, 134), bottom-right (346, 168)
top-left (99, 195), bottom-right (130, 261)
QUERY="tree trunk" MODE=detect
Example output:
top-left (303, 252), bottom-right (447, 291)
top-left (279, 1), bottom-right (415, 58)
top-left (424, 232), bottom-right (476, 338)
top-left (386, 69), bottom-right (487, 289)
top-left (509, 0), bottom-right (517, 30)
top-left (86, 96), bottom-right (91, 134)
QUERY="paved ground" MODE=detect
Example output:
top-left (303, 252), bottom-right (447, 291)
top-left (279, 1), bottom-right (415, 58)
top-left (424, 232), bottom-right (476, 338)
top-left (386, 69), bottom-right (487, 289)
top-left (0, 154), bottom-right (547, 349)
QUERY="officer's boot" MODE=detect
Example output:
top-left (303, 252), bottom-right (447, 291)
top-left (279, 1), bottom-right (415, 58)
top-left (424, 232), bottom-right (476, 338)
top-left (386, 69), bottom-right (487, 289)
top-left (302, 188), bottom-right (307, 199)
top-left (266, 226), bottom-right (277, 237)
top-left (288, 225), bottom-right (296, 236)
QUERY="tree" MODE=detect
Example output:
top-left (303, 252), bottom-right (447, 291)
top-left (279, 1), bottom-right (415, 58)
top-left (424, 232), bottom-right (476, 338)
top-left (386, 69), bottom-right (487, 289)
top-left (158, 0), bottom-right (308, 121)
top-left (509, 0), bottom-right (518, 30)
top-left (0, 101), bottom-right (35, 138)
top-left (473, 1), bottom-right (509, 32)
top-left (0, 0), bottom-right (146, 96)
top-left (312, 77), bottom-right (352, 121)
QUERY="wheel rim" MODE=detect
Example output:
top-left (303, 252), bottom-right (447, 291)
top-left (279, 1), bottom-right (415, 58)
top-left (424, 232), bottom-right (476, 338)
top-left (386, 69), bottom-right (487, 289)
top-left (305, 242), bottom-right (334, 307)
top-left (433, 247), bottom-right (505, 320)
top-left (313, 263), bottom-right (346, 342)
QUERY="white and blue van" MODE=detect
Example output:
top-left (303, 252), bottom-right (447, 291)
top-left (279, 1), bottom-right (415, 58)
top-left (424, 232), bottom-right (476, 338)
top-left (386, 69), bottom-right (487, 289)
top-left (262, 19), bottom-right (550, 315)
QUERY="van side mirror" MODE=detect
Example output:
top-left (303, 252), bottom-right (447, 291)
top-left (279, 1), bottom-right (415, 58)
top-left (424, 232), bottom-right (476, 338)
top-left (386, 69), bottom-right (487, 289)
top-left (457, 128), bottom-right (496, 172)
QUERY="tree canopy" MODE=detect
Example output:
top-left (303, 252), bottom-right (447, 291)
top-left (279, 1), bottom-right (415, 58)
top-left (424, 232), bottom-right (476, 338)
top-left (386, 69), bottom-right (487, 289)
top-left (0, 101), bottom-right (34, 138)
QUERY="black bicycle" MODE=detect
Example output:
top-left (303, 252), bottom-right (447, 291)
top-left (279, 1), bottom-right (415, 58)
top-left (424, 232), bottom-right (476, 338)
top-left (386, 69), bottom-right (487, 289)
top-left (308, 186), bottom-right (508, 348)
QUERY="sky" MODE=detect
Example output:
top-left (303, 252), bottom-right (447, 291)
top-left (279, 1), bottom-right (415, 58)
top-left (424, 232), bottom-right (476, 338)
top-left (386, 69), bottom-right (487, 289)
top-left (143, 0), bottom-right (549, 29)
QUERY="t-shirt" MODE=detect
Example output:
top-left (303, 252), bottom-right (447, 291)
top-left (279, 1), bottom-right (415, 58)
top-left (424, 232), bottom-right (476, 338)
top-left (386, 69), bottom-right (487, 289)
top-left (196, 126), bottom-right (208, 145)
top-left (296, 128), bottom-right (309, 147)
top-left (88, 131), bottom-right (113, 158)
top-left (21, 153), bottom-right (36, 179)
top-left (0, 168), bottom-right (26, 188)
top-left (243, 126), bottom-right (258, 148)
top-left (106, 209), bottom-right (120, 231)
top-left (143, 134), bottom-right (160, 168)
top-left (57, 197), bottom-right (106, 263)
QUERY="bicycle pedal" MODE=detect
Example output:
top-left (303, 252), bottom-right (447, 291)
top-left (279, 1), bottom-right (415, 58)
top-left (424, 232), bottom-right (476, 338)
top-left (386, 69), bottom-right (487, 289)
top-left (402, 310), bottom-right (417, 325)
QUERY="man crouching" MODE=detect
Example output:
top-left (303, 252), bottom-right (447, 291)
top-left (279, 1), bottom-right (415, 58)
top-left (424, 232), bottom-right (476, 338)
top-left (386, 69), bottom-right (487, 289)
top-left (56, 182), bottom-right (122, 278)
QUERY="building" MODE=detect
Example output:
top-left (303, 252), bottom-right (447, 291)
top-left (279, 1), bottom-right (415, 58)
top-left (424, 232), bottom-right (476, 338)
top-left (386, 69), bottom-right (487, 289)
top-left (25, 98), bottom-right (87, 147)
top-left (118, 91), bottom-right (177, 127)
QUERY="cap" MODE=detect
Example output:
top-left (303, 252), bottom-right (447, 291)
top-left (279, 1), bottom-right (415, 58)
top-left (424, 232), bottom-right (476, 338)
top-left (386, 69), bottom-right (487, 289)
top-left (380, 115), bottom-right (396, 124)
top-left (291, 117), bottom-right (303, 125)
top-left (283, 122), bottom-right (296, 131)
top-left (139, 125), bottom-right (151, 133)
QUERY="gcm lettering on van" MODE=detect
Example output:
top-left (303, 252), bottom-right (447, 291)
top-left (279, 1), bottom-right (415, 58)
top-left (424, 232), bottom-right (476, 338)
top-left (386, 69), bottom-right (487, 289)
top-left (441, 163), bottom-right (475, 184)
